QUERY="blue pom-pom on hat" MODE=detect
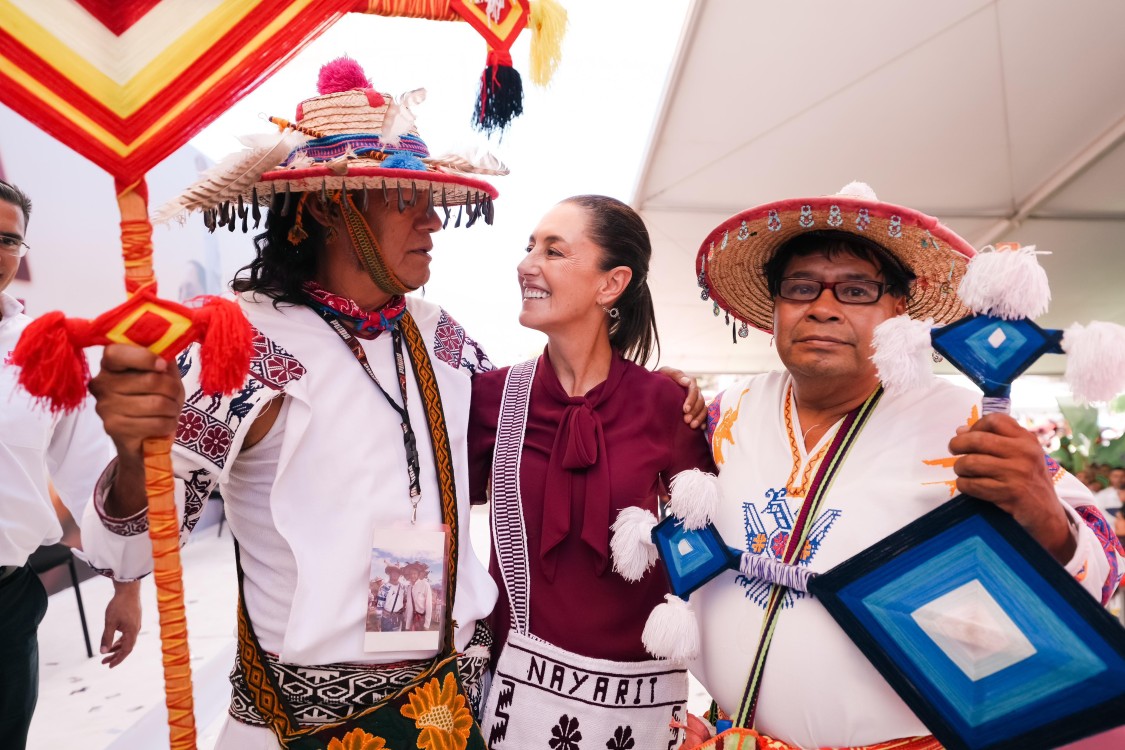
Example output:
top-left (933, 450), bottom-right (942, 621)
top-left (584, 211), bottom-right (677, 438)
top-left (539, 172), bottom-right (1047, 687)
top-left (381, 153), bottom-right (427, 172)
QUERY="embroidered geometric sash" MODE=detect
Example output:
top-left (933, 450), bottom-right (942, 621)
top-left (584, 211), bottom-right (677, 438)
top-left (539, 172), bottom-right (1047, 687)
top-left (234, 310), bottom-right (471, 746)
top-left (735, 387), bottom-right (884, 728)
top-left (490, 358), bottom-right (538, 633)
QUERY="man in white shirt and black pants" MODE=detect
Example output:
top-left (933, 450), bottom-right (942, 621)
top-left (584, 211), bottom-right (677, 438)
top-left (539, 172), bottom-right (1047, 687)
top-left (0, 179), bottom-right (130, 749)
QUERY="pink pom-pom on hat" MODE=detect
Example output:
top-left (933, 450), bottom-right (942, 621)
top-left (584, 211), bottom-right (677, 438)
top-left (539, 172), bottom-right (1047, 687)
top-left (317, 56), bottom-right (372, 94)
top-left (298, 57), bottom-right (385, 121)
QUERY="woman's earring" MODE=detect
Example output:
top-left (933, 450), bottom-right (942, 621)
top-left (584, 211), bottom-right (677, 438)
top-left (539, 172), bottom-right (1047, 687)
top-left (601, 305), bottom-right (620, 320)
top-left (325, 225), bottom-right (339, 242)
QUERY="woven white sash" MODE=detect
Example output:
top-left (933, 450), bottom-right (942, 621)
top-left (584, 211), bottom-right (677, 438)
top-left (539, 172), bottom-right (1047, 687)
top-left (479, 359), bottom-right (687, 749)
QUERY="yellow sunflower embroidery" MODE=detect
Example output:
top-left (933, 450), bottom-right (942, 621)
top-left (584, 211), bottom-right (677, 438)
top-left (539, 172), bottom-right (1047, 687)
top-left (326, 727), bottom-right (387, 750)
top-left (400, 672), bottom-right (474, 750)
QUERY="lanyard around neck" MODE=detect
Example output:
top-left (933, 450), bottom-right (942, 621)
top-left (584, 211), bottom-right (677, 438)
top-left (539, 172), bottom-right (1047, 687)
top-left (310, 304), bottom-right (424, 522)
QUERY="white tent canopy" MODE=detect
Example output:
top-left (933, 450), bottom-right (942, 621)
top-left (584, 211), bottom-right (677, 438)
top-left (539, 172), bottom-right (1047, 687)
top-left (635, 0), bottom-right (1125, 376)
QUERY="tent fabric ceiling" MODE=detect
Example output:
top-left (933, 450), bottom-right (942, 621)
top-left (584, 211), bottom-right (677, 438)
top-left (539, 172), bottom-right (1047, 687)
top-left (635, 0), bottom-right (1125, 376)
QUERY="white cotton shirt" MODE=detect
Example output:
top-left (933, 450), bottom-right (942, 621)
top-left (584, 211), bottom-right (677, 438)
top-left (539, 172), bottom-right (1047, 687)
top-left (692, 371), bottom-right (1110, 749)
top-left (0, 292), bottom-right (114, 566)
top-left (80, 293), bottom-right (498, 665)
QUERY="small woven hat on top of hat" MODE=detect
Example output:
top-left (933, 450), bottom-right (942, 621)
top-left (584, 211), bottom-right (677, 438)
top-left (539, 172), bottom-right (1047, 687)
top-left (156, 56), bottom-right (506, 230)
top-left (696, 182), bottom-right (977, 334)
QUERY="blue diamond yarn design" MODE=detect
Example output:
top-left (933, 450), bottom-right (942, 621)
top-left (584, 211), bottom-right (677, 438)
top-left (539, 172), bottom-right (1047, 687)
top-left (931, 315), bottom-right (1064, 396)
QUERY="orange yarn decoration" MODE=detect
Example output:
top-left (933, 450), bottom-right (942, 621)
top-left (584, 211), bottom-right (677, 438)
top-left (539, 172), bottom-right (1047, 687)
top-left (116, 179), bottom-right (157, 293)
top-left (144, 434), bottom-right (198, 750)
top-left (122, 177), bottom-right (195, 750)
top-left (361, 0), bottom-right (460, 21)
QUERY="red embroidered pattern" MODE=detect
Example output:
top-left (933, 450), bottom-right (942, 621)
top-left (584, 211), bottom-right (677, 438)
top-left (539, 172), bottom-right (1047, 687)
top-left (432, 310), bottom-right (466, 368)
top-left (249, 327), bottom-right (306, 390)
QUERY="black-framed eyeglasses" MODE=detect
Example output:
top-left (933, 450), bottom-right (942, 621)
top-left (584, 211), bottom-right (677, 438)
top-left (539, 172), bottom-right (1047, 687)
top-left (777, 277), bottom-right (887, 305)
top-left (0, 235), bottom-right (29, 258)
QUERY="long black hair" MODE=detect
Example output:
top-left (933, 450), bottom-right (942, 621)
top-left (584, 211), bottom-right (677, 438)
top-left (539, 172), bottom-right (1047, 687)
top-left (231, 194), bottom-right (324, 305)
top-left (563, 195), bottom-right (660, 366)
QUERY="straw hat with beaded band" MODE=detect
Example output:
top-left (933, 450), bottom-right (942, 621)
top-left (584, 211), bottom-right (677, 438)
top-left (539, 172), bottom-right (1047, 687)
top-left (156, 57), bottom-right (503, 231)
top-left (696, 182), bottom-right (977, 334)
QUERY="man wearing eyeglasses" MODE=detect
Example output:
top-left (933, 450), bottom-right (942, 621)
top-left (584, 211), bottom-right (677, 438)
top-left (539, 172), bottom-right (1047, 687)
top-left (679, 184), bottom-right (1120, 749)
top-left (0, 180), bottom-right (141, 749)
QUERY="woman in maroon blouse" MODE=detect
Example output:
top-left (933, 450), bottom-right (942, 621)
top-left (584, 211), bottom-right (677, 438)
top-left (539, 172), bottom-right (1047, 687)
top-left (469, 195), bottom-right (715, 748)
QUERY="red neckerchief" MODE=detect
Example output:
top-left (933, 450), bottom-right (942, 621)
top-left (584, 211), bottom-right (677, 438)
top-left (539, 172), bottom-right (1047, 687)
top-left (303, 281), bottom-right (406, 339)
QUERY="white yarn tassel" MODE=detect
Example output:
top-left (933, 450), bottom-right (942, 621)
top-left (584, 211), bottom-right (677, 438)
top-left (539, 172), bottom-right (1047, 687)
top-left (836, 181), bottom-right (879, 201)
top-left (957, 245), bottom-right (1051, 320)
top-left (1062, 321), bottom-right (1125, 404)
top-left (610, 507), bottom-right (659, 582)
top-left (871, 315), bottom-right (936, 396)
top-left (642, 595), bottom-right (700, 663)
top-left (668, 469), bottom-right (721, 531)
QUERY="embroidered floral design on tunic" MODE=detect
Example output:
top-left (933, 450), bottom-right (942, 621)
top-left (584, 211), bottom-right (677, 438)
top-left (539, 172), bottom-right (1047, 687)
top-left (433, 310), bottom-right (467, 369)
top-left (326, 728), bottom-right (388, 750)
top-left (549, 714), bottom-right (583, 750)
top-left (1074, 505), bottom-right (1125, 605)
top-left (248, 326), bottom-right (307, 390)
top-left (705, 394), bottom-right (723, 446)
top-left (400, 672), bottom-right (474, 750)
top-left (460, 335), bottom-right (494, 376)
top-left (740, 488), bottom-right (841, 608)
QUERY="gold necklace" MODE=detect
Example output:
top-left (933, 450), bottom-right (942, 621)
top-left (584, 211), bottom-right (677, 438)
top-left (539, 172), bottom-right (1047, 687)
top-left (783, 384), bottom-right (834, 497)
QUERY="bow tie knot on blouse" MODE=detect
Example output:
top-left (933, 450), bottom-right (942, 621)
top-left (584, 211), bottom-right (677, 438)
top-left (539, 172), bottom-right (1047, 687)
top-left (560, 404), bottom-right (601, 469)
top-left (539, 355), bottom-right (627, 582)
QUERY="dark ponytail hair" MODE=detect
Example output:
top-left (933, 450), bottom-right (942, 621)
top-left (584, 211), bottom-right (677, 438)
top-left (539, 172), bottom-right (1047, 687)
top-left (231, 194), bottom-right (325, 306)
top-left (563, 195), bottom-right (660, 366)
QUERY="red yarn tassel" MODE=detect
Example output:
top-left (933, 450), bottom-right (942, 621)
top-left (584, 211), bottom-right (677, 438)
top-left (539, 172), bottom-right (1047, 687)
top-left (192, 297), bottom-right (253, 395)
top-left (10, 312), bottom-right (92, 413)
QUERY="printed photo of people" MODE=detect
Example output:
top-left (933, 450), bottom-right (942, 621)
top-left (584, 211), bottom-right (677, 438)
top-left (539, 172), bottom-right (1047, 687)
top-left (364, 531), bottom-right (447, 653)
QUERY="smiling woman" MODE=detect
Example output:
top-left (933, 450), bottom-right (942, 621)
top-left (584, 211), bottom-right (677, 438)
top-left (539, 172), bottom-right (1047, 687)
top-left (469, 195), bottom-right (714, 748)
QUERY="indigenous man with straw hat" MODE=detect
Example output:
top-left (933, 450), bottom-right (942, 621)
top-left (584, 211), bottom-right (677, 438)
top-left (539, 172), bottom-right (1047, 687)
top-left (679, 183), bottom-right (1122, 749)
top-left (77, 58), bottom-right (502, 749)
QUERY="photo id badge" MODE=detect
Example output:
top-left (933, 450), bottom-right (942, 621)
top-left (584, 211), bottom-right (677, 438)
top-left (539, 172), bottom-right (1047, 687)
top-left (364, 526), bottom-right (449, 654)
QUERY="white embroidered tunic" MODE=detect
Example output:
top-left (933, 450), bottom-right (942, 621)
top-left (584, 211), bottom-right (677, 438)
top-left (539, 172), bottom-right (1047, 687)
top-left (693, 371), bottom-right (1122, 749)
top-left (79, 293), bottom-right (498, 666)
